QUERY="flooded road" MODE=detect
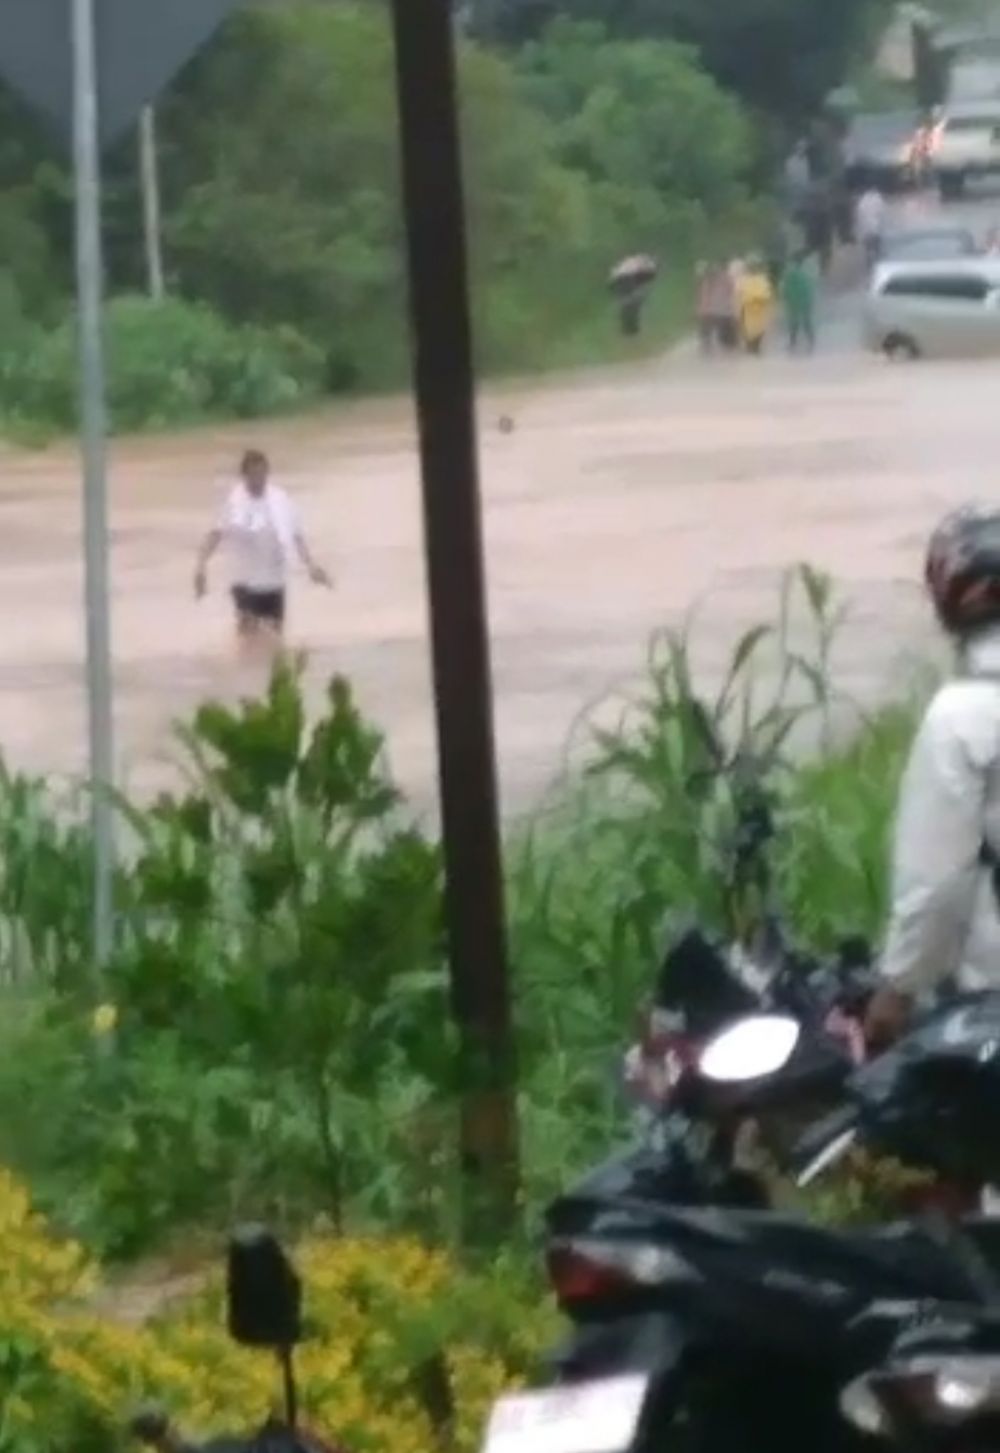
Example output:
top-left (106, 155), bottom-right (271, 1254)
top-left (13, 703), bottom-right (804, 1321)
top-left (0, 243), bottom-right (994, 815)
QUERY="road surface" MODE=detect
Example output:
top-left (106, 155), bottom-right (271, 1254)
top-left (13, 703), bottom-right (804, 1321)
top-left (1, 190), bottom-right (998, 816)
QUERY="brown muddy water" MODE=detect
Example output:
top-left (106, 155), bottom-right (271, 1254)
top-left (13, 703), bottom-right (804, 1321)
top-left (0, 347), bottom-right (983, 815)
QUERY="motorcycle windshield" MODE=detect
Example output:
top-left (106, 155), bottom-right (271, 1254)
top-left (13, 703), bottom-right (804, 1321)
top-left (653, 927), bottom-right (758, 1036)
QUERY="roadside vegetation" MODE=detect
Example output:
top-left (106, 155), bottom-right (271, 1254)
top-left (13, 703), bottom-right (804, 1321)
top-left (0, 570), bottom-right (922, 1261)
top-left (0, 568), bottom-right (928, 1445)
top-left (0, 0), bottom-right (893, 439)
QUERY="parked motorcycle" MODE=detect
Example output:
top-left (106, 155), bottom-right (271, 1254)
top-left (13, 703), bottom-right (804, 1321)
top-left (622, 922), bottom-right (873, 1151)
top-left (483, 971), bottom-right (1000, 1453)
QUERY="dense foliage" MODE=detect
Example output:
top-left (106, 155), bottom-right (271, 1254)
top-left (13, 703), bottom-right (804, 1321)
top-left (468, 0), bottom-right (891, 124)
top-left (0, 2), bottom-right (762, 436)
top-left (0, 296), bottom-right (325, 439)
top-left (0, 572), bottom-right (919, 1257)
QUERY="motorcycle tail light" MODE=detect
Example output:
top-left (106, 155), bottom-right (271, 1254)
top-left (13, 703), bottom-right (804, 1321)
top-left (902, 1179), bottom-right (979, 1218)
top-left (547, 1246), bottom-right (633, 1303)
top-left (546, 1240), bottom-right (690, 1304)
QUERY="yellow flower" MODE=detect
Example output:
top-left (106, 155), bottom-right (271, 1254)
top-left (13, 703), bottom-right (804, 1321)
top-left (92, 1002), bottom-right (118, 1036)
top-left (0, 1169), bottom-right (552, 1453)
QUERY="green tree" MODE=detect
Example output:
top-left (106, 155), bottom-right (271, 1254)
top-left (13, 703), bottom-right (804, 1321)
top-left (0, 0), bottom-right (762, 424)
top-left (471, 0), bottom-right (890, 123)
top-left (156, 3), bottom-right (614, 383)
top-left (518, 21), bottom-right (752, 214)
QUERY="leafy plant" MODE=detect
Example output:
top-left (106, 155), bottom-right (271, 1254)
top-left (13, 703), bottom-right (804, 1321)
top-left (0, 296), bottom-right (324, 438)
top-left (0, 765), bottom-right (92, 992)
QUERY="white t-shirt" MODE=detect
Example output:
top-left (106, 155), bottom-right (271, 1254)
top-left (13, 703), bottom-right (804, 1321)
top-left (218, 483), bottom-right (300, 592)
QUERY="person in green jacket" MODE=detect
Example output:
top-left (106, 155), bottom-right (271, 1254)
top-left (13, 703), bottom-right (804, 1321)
top-left (780, 249), bottom-right (818, 354)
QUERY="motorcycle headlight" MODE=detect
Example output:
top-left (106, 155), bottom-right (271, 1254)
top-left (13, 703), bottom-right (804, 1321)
top-left (698, 1015), bottom-right (800, 1084)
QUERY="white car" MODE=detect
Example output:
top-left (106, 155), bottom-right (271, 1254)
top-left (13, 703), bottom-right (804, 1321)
top-left (864, 257), bottom-right (1000, 358)
top-left (933, 101), bottom-right (1000, 197)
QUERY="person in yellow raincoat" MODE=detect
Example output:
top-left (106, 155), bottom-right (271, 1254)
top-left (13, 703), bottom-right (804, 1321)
top-left (735, 255), bottom-right (775, 355)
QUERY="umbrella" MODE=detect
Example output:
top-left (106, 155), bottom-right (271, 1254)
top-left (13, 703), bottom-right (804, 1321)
top-left (610, 254), bottom-right (658, 285)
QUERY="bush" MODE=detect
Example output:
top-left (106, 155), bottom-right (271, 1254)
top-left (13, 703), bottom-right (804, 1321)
top-left (0, 1168), bottom-right (551, 1453)
top-left (0, 663), bottom-right (452, 1256)
top-left (0, 296), bottom-right (325, 437)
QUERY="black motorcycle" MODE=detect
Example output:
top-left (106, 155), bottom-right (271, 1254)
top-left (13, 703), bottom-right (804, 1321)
top-left (483, 952), bottom-right (1000, 1453)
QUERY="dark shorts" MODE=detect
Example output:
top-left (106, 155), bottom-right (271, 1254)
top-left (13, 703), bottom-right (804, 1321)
top-left (232, 584), bottom-right (286, 627)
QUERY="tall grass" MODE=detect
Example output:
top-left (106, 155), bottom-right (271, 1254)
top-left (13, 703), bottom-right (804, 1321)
top-left (508, 566), bottom-right (924, 1212)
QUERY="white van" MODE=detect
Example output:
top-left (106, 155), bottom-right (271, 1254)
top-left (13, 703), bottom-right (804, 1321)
top-left (864, 258), bottom-right (1000, 359)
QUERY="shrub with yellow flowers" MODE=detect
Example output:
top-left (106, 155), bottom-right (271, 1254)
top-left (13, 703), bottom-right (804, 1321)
top-left (0, 1169), bottom-right (557, 1453)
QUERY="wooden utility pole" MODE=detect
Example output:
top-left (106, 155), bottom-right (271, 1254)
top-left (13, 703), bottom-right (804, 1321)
top-left (389, 0), bottom-right (520, 1242)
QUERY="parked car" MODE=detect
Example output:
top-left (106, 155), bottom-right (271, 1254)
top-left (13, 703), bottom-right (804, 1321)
top-left (844, 111), bottom-right (922, 191)
top-left (932, 100), bottom-right (1000, 197)
top-left (864, 256), bottom-right (1000, 358)
top-left (878, 224), bottom-right (980, 262)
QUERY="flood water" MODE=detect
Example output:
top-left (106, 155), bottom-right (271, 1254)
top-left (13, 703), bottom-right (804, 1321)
top-left (0, 342), bottom-right (984, 814)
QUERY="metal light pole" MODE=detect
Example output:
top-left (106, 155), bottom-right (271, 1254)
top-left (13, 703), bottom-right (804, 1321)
top-left (389, 0), bottom-right (519, 1239)
top-left (0, 0), bottom-right (242, 976)
top-left (139, 104), bottom-right (166, 302)
top-left (72, 0), bottom-right (116, 974)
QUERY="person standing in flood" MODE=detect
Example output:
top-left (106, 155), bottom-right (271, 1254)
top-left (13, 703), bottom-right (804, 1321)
top-left (781, 249), bottom-right (818, 353)
top-left (695, 261), bottom-right (734, 353)
top-left (719, 258), bottom-right (744, 350)
top-left (194, 449), bottom-right (331, 650)
top-left (856, 184), bottom-right (887, 273)
top-left (736, 256), bottom-right (775, 355)
top-left (609, 255), bottom-right (658, 337)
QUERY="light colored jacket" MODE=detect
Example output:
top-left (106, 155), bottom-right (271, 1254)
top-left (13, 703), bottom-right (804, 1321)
top-left (882, 629), bottom-right (1000, 993)
top-left (736, 272), bottom-right (774, 344)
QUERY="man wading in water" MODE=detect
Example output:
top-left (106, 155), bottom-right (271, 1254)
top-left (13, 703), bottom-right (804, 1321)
top-left (194, 449), bottom-right (331, 650)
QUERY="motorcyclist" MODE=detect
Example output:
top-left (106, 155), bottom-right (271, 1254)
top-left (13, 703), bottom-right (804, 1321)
top-left (867, 505), bottom-right (1000, 1045)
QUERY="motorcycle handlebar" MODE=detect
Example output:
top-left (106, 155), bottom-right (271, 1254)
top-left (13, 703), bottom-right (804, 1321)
top-left (790, 1102), bottom-right (861, 1187)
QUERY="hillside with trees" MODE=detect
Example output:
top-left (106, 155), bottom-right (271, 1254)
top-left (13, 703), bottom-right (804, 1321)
top-left (0, 0), bottom-right (886, 435)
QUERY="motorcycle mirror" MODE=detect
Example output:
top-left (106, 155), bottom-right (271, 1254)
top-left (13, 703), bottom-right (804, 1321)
top-left (227, 1224), bottom-right (303, 1350)
top-left (699, 1014), bottom-right (800, 1083)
